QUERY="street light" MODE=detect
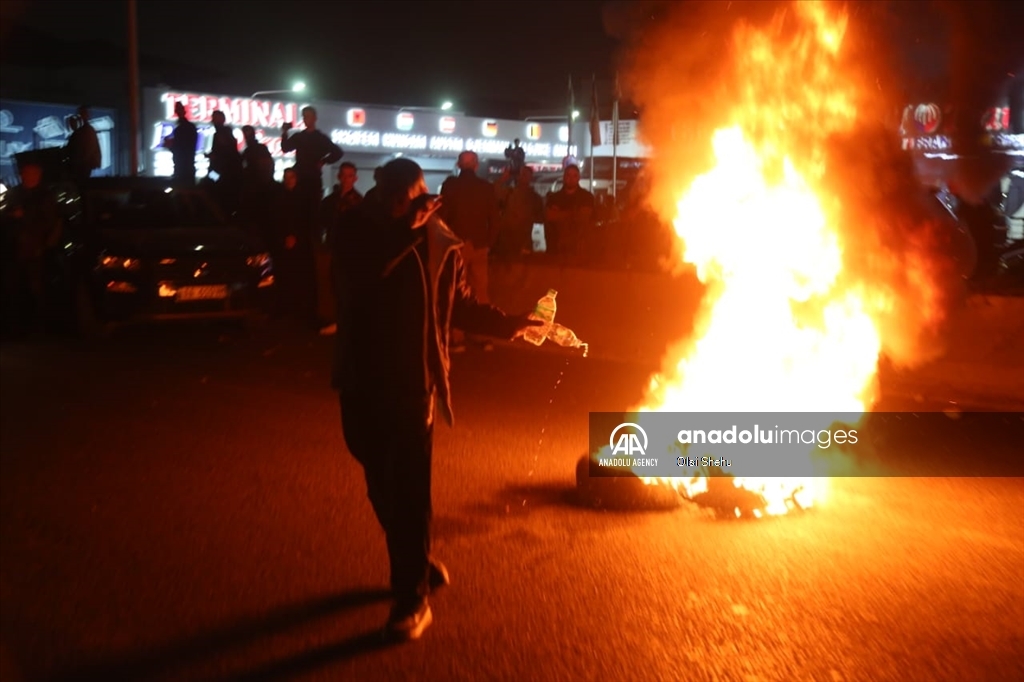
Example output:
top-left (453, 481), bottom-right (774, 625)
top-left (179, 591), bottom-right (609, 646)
top-left (572, 110), bottom-right (580, 120)
top-left (441, 101), bottom-right (454, 111)
top-left (251, 82), bottom-right (306, 98)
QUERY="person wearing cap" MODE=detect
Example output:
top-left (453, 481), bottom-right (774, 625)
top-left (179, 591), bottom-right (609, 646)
top-left (331, 158), bottom-right (539, 641)
top-left (439, 151), bottom-right (500, 351)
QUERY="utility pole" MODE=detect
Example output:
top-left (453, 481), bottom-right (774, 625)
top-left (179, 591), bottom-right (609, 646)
top-left (127, 0), bottom-right (140, 176)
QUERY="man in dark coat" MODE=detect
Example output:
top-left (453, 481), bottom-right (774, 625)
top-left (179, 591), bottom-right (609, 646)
top-left (164, 102), bottom-right (198, 187)
top-left (206, 110), bottom-right (243, 212)
top-left (331, 158), bottom-right (539, 642)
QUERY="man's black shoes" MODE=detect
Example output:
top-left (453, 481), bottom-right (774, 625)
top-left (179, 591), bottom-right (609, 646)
top-left (384, 598), bottom-right (432, 642)
top-left (428, 559), bottom-right (450, 593)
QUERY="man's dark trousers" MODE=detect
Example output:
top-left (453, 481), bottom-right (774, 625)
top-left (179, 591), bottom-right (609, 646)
top-left (340, 392), bottom-right (433, 605)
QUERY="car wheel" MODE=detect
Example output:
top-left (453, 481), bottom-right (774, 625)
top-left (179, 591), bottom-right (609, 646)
top-left (74, 282), bottom-right (113, 340)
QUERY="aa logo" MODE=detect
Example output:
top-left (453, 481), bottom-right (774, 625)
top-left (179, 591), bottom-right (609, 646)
top-left (610, 423), bottom-right (648, 456)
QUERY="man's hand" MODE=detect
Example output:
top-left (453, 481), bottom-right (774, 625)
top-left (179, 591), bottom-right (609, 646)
top-left (410, 194), bottom-right (442, 230)
top-left (282, 122), bottom-right (293, 133)
top-left (507, 313), bottom-right (544, 340)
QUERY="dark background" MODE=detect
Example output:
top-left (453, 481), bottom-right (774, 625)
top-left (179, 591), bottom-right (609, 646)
top-left (0, 0), bottom-right (1021, 118)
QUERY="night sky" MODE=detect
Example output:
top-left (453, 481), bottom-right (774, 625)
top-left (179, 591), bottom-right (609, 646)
top-left (1, 0), bottom-right (1021, 118)
top-left (1, 0), bottom-right (619, 117)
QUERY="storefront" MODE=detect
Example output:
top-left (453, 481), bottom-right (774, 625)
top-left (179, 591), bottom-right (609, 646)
top-left (900, 98), bottom-right (1024, 241)
top-left (0, 99), bottom-right (118, 183)
top-left (143, 88), bottom-right (581, 195)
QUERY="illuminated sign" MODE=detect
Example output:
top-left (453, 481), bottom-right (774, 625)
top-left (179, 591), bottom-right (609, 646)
top-left (982, 107), bottom-right (1011, 132)
top-left (347, 108), bottom-right (366, 127)
top-left (148, 88), bottom-right (590, 181)
top-left (161, 92), bottom-right (299, 128)
top-left (901, 135), bottom-right (952, 152)
top-left (329, 126), bottom-right (576, 159)
top-left (915, 103), bottom-right (942, 134)
top-left (558, 125), bottom-right (569, 143)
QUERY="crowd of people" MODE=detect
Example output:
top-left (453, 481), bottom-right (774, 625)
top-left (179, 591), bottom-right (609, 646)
top-left (1, 101), bottom-right (667, 338)
top-left (157, 101), bottom-right (645, 339)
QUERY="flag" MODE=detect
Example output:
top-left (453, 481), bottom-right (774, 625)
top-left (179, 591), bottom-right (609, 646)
top-left (589, 74), bottom-right (601, 146)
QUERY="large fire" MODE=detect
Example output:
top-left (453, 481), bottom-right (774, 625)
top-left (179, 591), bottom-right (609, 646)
top-left (603, 2), bottom-right (911, 517)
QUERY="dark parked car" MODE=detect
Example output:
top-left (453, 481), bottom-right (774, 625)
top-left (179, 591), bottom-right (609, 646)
top-left (68, 177), bottom-right (274, 336)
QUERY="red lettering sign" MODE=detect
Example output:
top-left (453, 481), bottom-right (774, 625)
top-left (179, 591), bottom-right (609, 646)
top-left (161, 92), bottom-right (299, 128)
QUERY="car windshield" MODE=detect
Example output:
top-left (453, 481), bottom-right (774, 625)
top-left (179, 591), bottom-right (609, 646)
top-left (87, 187), bottom-right (226, 229)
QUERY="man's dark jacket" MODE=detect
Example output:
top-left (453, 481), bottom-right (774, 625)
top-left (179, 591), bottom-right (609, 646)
top-left (331, 201), bottom-right (517, 426)
top-left (439, 171), bottom-right (500, 249)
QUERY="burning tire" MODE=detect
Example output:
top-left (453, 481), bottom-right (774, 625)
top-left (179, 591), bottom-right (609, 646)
top-left (575, 454), bottom-right (813, 520)
top-left (574, 454), bottom-right (682, 511)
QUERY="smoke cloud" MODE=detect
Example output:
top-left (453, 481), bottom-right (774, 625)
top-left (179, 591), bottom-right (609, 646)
top-left (607, 0), bottom-right (1017, 368)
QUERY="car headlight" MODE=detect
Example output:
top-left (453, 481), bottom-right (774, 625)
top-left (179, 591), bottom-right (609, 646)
top-left (246, 252), bottom-right (272, 269)
top-left (97, 254), bottom-right (142, 271)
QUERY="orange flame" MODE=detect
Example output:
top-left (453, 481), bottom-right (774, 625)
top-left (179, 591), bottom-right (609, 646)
top-left (599, 1), bottom-right (958, 517)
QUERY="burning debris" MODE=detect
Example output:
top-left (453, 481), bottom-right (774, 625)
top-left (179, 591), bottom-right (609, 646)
top-left (575, 453), bottom-right (813, 520)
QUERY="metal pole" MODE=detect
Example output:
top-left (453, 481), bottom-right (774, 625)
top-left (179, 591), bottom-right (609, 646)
top-left (127, 0), bottom-right (140, 176)
top-left (589, 135), bottom-right (594, 191)
top-left (612, 98), bottom-right (619, 207)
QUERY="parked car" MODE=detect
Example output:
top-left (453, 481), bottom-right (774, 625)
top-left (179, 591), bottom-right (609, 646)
top-left (67, 177), bottom-right (274, 336)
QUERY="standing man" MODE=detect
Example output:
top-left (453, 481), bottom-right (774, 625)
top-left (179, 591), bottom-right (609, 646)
top-left (439, 151), bottom-right (500, 351)
top-left (316, 162), bottom-right (362, 336)
top-left (241, 125), bottom-right (273, 188)
top-left (332, 158), bottom-right (539, 641)
top-left (281, 106), bottom-right (343, 329)
top-left (206, 111), bottom-right (243, 211)
top-left (544, 163), bottom-right (595, 262)
top-left (495, 165), bottom-right (544, 257)
top-left (163, 102), bottom-right (198, 187)
top-left (281, 106), bottom-right (343, 211)
top-left (65, 105), bottom-right (101, 187)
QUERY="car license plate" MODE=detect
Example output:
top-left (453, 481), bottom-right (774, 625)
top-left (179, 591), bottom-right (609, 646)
top-left (177, 285), bottom-right (228, 301)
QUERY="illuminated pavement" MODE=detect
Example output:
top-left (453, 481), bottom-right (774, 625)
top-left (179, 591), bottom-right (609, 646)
top-left (1, 323), bottom-right (1022, 682)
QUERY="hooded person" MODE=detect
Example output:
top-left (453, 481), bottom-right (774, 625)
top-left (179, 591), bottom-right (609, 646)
top-left (331, 157), bottom-right (540, 641)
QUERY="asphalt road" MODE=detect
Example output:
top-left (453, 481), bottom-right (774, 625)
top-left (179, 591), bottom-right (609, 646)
top-left (1, 322), bottom-right (1022, 682)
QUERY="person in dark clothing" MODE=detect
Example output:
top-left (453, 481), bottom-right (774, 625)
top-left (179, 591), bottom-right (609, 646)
top-left (271, 168), bottom-right (318, 322)
top-left (440, 151), bottom-right (500, 351)
top-left (332, 158), bottom-right (539, 642)
top-left (544, 164), bottom-right (595, 262)
top-left (495, 165), bottom-right (543, 257)
top-left (239, 155), bottom-right (283, 256)
top-left (363, 166), bottom-right (384, 204)
top-left (207, 111), bottom-right (243, 212)
top-left (315, 162), bottom-right (363, 335)
top-left (281, 106), bottom-right (343, 203)
top-left (1, 162), bottom-right (62, 334)
top-left (163, 102), bottom-right (198, 187)
top-left (65, 106), bottom-right (101, 188)
top-left (241, 125), bottom-right (273, 189)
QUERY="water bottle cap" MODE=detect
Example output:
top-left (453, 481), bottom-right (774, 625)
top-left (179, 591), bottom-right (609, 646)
top-left (548, 289), bottom-right (558, 297)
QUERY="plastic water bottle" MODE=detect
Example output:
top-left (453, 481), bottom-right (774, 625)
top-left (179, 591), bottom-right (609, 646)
top-left (523, 289), bottom-right (557, 346)
top-left (546, 322), bottom-right (584, 349)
